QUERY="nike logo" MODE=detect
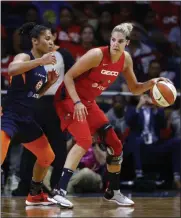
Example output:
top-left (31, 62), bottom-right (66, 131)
top-left (103, 64), bottom-right (108, 66)
top-left (156, 96), bottom-right (162, 101)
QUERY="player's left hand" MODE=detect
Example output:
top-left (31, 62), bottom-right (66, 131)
top-left (73, 102), bottom-right (88, 122)
top-left (47, 69), bottom-right (59, 85)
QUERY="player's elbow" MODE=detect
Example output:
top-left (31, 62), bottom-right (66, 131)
top-left (64, 72), bottom-right (73, 83)
top-left (8, 63), bottom-right (17, 76)
top-left (8, 68), bottom-right (14, 76)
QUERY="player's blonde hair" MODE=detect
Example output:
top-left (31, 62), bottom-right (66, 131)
top-left (112, 22), bottom-right (133, 39)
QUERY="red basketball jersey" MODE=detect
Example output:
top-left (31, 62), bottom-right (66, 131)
top-left (55, 46), bottom-right (125, 101)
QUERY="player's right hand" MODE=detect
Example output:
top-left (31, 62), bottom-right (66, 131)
top-left (40, 52), bottom-right (56, 65)
top-left (151, 77), bottom-right (173, 85)
top-left (73, 102), bottom-right (88, 122)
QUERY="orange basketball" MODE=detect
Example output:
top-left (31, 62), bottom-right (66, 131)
top-left (150, 81), bottom-right (177, 107)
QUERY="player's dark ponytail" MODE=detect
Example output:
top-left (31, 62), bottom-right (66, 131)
top-left (19, 22), bottom-right (49, 39)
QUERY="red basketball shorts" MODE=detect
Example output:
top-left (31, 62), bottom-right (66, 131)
top-left (55, 98), bottom-right (122, 154)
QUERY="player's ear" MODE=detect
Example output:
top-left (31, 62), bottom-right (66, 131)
top-left (126, 40), bottom-right (130, 46)
top-left (32, 38), bottom-right (38, 45)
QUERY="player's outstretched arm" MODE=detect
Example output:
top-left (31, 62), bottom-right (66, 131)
top-left (8, 53), bottom-right (56, 76)
top-left (122, 51), bottom-right (170, 95)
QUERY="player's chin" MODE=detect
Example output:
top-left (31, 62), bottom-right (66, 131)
top-left (48, 47), bottom-right (54, 52)
top-left (111, 49), bottom-right (119, 55)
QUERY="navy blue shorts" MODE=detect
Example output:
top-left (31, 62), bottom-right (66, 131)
top-left (1, 110), bottom-right (43, 144)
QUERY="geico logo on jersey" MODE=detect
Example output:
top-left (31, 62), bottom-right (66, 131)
top-left (101, 70), bottom-right (119, 76)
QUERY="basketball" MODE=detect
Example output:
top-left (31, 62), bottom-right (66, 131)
top-left (150, 81), bottom-right (177, 107)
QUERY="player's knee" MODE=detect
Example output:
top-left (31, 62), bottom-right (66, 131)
top-left (109, 139), bottom-right (123, 155)
top-left (106, 137), bottom-right (123, 165)
top-left (104, 127), bottom-right (123, 154)
top-left (98, 125), bottom-right (123, 165)
top-left (37, 146), bottom-right (55, 167)
top-left (76, 135), bottom-right (92, 151)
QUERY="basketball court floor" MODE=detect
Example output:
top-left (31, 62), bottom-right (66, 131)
top-left (1, 191), bottom-right (180, 217)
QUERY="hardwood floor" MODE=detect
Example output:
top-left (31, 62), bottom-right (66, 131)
top-left (1, 192), bottom-right (180, 217)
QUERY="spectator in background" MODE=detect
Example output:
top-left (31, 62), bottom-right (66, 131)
top-left (1, 39), bottom-right (14, 90)
top-left (32, 1), bottom-right (70, 27)
top-left (82, 2), bottom-right (99, 30)
top-left (73, 10), bottom-right (88, 27)
top-left (113, 2), bottom-right (134, 26)
top-left (96, 7), bottom-right (113, 46)
top-left (106, 95), bottom-right (129, 142)
top-left (106, 95), bottom-right (143, 179)
top-left (126, 27), bottom-right (156, 80)
top-left (67, 140), bottom-right (106, 194)
top-left (167, 97), bottom-right (181, 139)
top-left (142, 8), bottom-right (175, 58)
top-left (150, 1), bottom-right (180, 37)
top-left (1, 2), bottom-right (30, 29)
top-left (143, 9), bottom-right (169, 50)
top-left (69, 24), bottom-right (96, 61)
top-left (168, 25), bottom-right (181, 65)
top-left (56, 6), bottom-right (81, 51)
top-left (125, 94), bottom-right (181, 189)
top-left (12, 5), bottom-right (40, 54)
top-left (146, 60), bottom-right (176, 86)
top-left (168, 25), bottom-right (181, 53)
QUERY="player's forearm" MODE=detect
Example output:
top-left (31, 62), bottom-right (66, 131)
top-left (130, 79), bottom-right (154, 95)
top-left (37, 82), bottom-right (52, 98)
top-left (8, 59), bottom-right (42, 76)
top-left (64, 74), bottom-right (81, 103)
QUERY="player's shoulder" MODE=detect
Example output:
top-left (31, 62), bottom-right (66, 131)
top-left (88, 47), bottom-right (103, 56)
top-left (124, 50), bottom-right (131, 59)
top-left (123, 51), bottom-right (133, 65)
top-left (13, 53), bottom-right (31, 61)
top-left (85, 48), bottom-right (103, 63)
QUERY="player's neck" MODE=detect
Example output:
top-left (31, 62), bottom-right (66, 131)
top-left (110, 52), bottom-right (123, 63)
top-left (31, 49), bottom-right (44, 59)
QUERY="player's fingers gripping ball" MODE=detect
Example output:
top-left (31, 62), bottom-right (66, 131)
top-left (150, 81), bottom-right (177, 107)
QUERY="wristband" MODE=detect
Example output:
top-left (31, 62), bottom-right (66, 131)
top-left (74, 100), bottom-right (81, 105)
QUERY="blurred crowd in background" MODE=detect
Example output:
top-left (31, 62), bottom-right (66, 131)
top-left (1, 1), bottom-right (181, 195)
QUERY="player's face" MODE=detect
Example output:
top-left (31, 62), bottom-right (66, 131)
top-left (36, 30), bottom-right (54, 54)
top-left (110, 31), bottom-right (128, 55)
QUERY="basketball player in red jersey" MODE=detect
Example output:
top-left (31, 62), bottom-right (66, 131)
top-left (50, 23), bottom-right (171, 208)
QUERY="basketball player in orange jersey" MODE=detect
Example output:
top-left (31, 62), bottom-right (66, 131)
top-left (1, 22), bottom-right (59, 205)
top-left (49, 23), bottom-right (171, 208)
